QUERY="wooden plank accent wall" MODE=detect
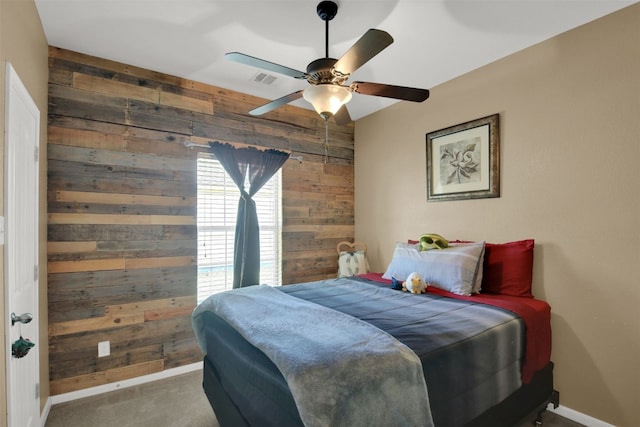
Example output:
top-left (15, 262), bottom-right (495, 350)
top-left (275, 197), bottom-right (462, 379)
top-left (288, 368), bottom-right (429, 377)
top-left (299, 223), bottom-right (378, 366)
top-left (47, 47), bottom-right (355, 394)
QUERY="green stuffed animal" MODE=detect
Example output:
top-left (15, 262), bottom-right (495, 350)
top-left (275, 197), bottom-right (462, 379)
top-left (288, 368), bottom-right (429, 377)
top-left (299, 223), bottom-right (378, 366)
top-left (418, 233), bottom-right (449, 251)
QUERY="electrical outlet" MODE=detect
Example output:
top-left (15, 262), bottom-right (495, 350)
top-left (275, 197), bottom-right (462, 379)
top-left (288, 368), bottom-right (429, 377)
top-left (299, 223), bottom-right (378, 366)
top-left (98, 340), bottom-right (110, 357)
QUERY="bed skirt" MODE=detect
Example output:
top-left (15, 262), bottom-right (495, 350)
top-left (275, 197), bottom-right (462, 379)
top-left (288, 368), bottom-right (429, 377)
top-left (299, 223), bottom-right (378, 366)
top-left (202, 356), bottom-right (555, 427)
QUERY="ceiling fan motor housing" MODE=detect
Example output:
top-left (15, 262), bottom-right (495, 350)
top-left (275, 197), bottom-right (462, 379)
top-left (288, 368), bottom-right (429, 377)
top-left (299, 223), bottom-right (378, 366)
top-left (306, 58), bottom-right (347, 85)
top-left (317, 1), bottom-right (338, 21)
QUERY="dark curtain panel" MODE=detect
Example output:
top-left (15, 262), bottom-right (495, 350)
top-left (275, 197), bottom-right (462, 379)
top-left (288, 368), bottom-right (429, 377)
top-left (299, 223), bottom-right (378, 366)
top-left (208, 141), bottom-right (290, 288)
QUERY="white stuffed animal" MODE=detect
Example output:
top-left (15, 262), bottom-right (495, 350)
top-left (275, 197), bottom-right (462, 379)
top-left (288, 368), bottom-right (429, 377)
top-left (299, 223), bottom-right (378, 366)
top-left (403, 272), bottom-right (427, 294)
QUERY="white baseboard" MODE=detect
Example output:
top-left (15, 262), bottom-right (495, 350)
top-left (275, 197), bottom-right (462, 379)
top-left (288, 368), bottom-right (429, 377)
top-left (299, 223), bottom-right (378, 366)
top-left (49, 361), bottom-right (203, 405)
top-left (40, 397), bottom-right (52, 427)
top-left (548, 404), bottom-right (616, 427)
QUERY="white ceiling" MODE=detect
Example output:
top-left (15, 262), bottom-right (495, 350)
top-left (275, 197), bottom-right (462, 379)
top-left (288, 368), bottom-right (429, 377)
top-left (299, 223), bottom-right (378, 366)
top-left (35, 0), bottom-right (636, 121)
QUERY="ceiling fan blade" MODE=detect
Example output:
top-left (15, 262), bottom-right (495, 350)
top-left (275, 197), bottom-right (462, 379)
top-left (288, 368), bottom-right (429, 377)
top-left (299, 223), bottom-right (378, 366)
top-left (333, 29), bottom-right (394, 76)
top-left (352, 82), bottom-right (430, 102)
top-left (226, 52), bottom-right (307, 79)
top-left (333, 105), bottom-right (352, 126)
top-left (249, 90), bottom-right (304, 116)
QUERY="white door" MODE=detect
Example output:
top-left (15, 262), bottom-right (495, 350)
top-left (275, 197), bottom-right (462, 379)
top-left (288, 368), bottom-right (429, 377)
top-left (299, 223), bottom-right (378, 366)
top-left (5, 62), bottom-right (40, 427)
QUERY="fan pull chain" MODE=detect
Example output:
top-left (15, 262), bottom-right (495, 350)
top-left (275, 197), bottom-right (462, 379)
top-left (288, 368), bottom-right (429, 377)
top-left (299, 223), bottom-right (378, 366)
top-left (323, 118), bottom-right (329, 164)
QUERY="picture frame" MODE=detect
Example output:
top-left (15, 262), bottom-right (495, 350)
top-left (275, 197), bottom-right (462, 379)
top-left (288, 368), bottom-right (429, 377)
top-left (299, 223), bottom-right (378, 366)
top-left (426, 113), bottom-right (500, 202)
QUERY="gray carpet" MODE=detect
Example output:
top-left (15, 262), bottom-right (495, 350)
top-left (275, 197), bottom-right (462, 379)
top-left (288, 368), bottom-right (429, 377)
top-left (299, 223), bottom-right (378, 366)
top-left (45, 371), bottom-right (218, 427)
top-left (45, 371), bottom-right (583, 427)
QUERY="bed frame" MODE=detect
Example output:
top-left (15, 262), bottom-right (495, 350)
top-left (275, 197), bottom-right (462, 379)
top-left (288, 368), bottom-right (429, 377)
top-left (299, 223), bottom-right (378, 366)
top-left (201, 329), bottom-right (559, 427)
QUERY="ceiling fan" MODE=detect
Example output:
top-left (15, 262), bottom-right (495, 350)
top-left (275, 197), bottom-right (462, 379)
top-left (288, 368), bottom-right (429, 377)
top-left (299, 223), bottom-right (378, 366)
top-left (226, 0), bottom-right (430, 126)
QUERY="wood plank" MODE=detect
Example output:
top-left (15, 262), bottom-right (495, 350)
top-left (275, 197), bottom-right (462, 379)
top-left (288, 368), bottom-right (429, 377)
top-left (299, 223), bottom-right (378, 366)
top-left (73, 73), bottom-right (160, 104)
top-left (283, 206), bottom-right (310, 218)
top-left (282, 190), bottom-right (340, 201)
top-left (47, 159), bottom-right (195, 190)
top-left (283, 255), bottom-right (338, 272)
top-left (49, 55), bottom-right (122, 83)
top-left (124, 136), bottom-right (196, 160)
top-left (48, 266), bottom-right (196, 292)
top-left (283, 236), bottom-right (349, 252)
top-left (48, 243), bottom-right (196, 263)
top-left (282, 248), bottom-right (336, 260)
top-left (284, 181), bottom-right (353, 196)
top-left (49, 344), bottom-right (165, 381)
top-left (48, 280), bottom-right (196, 312)
top-left (50, 360), bottom-right (165, 395)
top-left (48, 125), bottom-right (125, 151)
top-left (49, 317), bottom-right (195, 356)
top-left (47, 173), bottom-right (195, 198)
top-left (95, 344), bottom-right (165, 374)
top-left (125, 256), bottom-right (195, 270)
top-left (49, 67), bottom-right (73, 86)
top-left (283, 272), bottom-right (336, 285)
top-left (49, 258), bottom-right (125, 274)
top-left (54, 191), bottom-right (192, 206)
top-left (48, 200), bottom-right (195, 217)
top-left (48, 143), bottom-right (195, 172)
top-left (50, 83), bottom-right (128, 109)
top-left (163, 349), bottom-right (202, 370)
top-left (282, 224), bottom-right (354, 234)
top-left (48, 213), bottom-right (195, 225)
top-left (49, 47), bottom-right (190, 92)
top-left (48, 241), bottom-right (97, 254)
top-left (49, 115), bottom-right (194, 157)
top-left (159, 91), bottom-right (213, 115)
top-left (127, 108), bottom-right (193, 135)
top-left (49, 312), bottom-right (144, 336)
top-left (48, 225), bottom-right (196, 242)
top-left (105, 296), bottom-right (194, 316)
top-left (143, 304), bottom-right (195, 322)
top-left (49, 94), bottom-right (127, 124)
top-left (47, 305), bottom-right (106, 324)
top-left (96, 239), bottom-right (195, 253)
top-left (285, 217), bottom-right (354, 226)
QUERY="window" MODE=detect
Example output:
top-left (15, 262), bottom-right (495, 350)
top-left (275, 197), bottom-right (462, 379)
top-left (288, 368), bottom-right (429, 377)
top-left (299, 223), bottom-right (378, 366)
top-left (196, 153), bottom-right (282, 303)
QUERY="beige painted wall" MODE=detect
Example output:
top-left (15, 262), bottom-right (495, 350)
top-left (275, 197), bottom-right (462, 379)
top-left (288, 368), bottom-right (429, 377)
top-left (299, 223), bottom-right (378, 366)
top-left (355, 4), bottom-right (639, 426)
top-left (0, 0), bottom-right (49, 424)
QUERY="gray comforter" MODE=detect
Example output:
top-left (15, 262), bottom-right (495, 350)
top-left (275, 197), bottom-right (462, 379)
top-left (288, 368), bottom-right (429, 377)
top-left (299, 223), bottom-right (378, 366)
top-left (192, 284), bottom-right (434, 427)
top-left (280, 278), bottom-right (524, 426)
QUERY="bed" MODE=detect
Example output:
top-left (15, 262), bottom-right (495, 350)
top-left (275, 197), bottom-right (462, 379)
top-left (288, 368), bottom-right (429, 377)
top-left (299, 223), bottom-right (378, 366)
top-left (192, 239), bottom-right (559, 426)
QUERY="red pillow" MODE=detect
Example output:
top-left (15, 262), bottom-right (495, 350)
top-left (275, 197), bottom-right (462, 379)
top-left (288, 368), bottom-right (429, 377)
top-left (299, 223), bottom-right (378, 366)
top-left (412, 238), bottom-right (535, 298)
top-left (482, 240), bottom-right (535, 298)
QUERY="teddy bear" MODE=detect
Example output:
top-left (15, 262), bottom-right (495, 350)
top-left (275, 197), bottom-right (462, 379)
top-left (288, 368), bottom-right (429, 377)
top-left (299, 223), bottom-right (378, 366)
top-left (402, 272), bottom-right (427, 294)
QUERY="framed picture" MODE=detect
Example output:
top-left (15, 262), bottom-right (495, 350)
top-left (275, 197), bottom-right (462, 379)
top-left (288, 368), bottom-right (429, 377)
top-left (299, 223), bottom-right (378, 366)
top-left (426, 113), bottom-right (500, 202)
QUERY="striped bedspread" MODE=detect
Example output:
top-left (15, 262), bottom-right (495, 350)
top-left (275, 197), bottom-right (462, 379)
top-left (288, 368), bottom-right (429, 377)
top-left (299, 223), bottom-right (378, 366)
top-left (279, 277), bottom-right (525, 426)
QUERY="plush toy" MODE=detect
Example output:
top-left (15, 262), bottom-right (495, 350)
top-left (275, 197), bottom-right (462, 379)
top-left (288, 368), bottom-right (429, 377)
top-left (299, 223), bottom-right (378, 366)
top-left (418, 233), bottom-right (449, 251)
top-left (402, 272), bottom-right (427, 294)
top-left (390, 277), bottom-right (403, 291)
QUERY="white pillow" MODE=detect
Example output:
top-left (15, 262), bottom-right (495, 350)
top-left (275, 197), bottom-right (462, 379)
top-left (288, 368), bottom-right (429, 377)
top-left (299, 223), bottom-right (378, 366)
top-left (338, 250), bottom-right (369, 277)
top-left (382, 242), bottom-right (485, 296)
top-left (449, 242), bottom-right (484, 294)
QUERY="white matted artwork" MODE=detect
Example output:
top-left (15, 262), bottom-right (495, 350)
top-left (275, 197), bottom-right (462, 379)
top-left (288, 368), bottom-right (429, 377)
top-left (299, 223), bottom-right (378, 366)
top-left (426, 114), bottom-right (500, 201)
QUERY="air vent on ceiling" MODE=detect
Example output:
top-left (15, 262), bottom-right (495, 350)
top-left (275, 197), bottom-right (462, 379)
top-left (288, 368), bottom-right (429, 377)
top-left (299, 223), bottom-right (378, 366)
top-left (250, 71), bottom-right (278, 85)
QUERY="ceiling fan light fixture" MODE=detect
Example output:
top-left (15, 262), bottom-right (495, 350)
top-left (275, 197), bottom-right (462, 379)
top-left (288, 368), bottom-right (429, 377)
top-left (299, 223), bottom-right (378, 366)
top-left (303, 84), bottom-right (352, 119)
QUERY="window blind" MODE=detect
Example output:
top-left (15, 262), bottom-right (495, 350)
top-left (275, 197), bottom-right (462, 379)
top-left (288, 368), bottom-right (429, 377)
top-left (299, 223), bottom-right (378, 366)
top-left (196, 153), bottom-right (282, 303)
